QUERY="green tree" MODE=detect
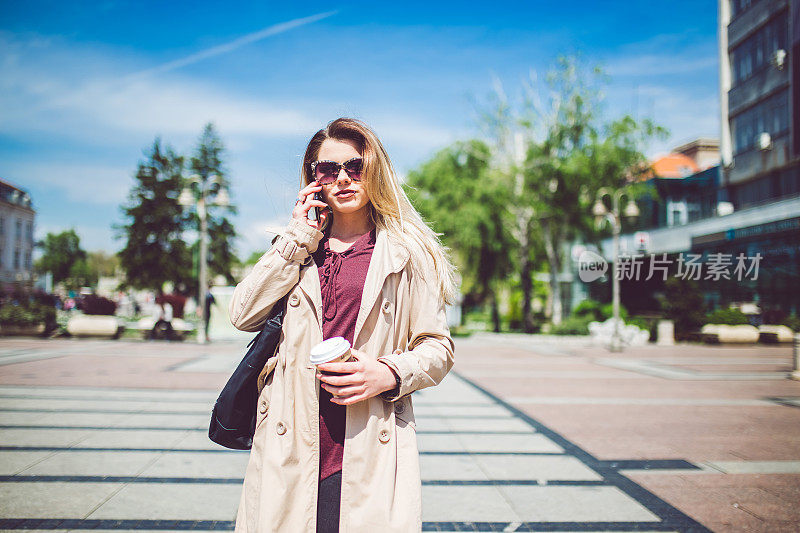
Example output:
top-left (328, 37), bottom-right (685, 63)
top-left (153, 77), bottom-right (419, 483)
top-left (189, 123), bottom-right (238, 286)
top-left (86, 250), bottom-right (120, 278)
top-left (476, 56), bottom-right (665, 329)
top-left (405, 140), bottom-right (513, 332)
top-left (474, 85), bottom-right (542, 332)
top-left (243, 250), bottom-right (267, 266)
top-left (115, 139), bottom-right (192, 292)
top-left (34, 229), bottom-right (95, 289)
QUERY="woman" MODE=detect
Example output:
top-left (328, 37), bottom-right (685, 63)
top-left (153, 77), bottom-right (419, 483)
top-left (229, 117), bottom-right (457, 532)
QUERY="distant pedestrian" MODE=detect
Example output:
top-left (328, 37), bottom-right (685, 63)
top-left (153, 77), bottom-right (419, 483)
top-left (204, 290), bottom-right (216, 341)
top-left (150, 290), bottom-right (177, 341)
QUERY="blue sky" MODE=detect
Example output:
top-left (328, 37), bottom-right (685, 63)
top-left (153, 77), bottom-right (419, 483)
top-left (1, 0), bottom-right (720, 258)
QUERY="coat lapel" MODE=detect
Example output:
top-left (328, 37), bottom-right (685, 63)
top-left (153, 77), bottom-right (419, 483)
top-left (353, 227), bottom-right (410, 348)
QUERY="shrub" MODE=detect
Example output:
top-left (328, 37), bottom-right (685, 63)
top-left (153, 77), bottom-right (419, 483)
top-left (705, 308), bottom-right (749, 326)
top-left (572, 299), bottom-right (603, 322)
top-left (628, 315), bottom-right (659, 342)
top-left (572, 299), bottom-right (629, 322)
top-left (659, 277), bottom-right (705, 341)
top-left (600, 302), bottom-right (629, 321)
top-left (549, 316), bottom-right (591, 335)
top-left (0, 304), bottom-right (35, 327)
top-left (80, 294), bottom-right (117, 316)
top-left (0, 301), bottom-right (56, 329)
top-left (551, 299), bottom-right (632, 336)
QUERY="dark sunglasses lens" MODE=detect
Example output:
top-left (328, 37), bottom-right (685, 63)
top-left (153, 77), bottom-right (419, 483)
top-left (315, 162), bottom-right (339, 183)
top-left (344, 159), bottom-right (363, 180)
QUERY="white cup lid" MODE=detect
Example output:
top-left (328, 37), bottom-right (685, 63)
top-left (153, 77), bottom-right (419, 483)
top-left (309, 337), bottom-right (351, 365)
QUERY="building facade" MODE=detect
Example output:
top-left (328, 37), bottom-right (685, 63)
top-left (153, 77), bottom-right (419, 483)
top-left (0, 179), bottom-right (36, 290)
top-left (565, 2), bottom-right (799, 324)
top-left (594, 141), bottom-right (799, 320)
top-left (719, 0), bottom-right (799, 199)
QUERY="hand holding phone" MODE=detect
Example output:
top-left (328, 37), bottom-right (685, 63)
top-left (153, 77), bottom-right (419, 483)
top-left (308, 192), bottom-right (323, 222)
top-left (292, 181), bottom-right (329, 230)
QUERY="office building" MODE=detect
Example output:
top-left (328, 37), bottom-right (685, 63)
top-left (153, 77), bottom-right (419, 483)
top-left (719, 0), bottom-right (798, 201)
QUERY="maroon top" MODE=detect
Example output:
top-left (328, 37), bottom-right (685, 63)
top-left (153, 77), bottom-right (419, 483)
top-left (312, 227), bottom-right (376, 482)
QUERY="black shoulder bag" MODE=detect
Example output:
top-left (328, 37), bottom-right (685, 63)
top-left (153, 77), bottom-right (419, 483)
top-left (209, 295), bottom-right (288, 450)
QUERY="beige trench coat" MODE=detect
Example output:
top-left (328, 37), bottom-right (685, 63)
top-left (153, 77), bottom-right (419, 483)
top-left (229, 217), bottom-right (455, 532)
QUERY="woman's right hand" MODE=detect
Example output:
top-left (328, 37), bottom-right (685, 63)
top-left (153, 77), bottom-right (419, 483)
top-left (292, 181), bottom-right (329, 230)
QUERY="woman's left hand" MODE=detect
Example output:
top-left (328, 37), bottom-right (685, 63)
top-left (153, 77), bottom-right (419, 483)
top-left (316, 349), bottom-right (400, 405)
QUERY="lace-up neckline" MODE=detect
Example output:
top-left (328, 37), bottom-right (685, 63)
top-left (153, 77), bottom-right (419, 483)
top-left (317, 228), bottom-right (376, 323)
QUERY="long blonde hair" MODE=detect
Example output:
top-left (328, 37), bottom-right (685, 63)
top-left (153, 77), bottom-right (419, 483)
top-left (301, 117), bottom-right (458, 305)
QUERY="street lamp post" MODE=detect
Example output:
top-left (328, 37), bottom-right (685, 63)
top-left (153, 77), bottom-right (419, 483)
top-left (593, 187), bottom-right (639, 352)
top-left (179, 174), bottom-right (230, 344)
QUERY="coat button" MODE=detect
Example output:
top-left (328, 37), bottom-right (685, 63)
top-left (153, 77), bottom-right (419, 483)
top-left (259, 400), bottom-right (268, 414)
top-left (381, 300), bottom-right (392, 313)
top-left (394, 402), bottom-right (405, 414)
top-left (378, 428), bottom-right (390, 443)
top-left (289, 294), bottom-right (300, 307)
top-left (276, 421), bottom-right (286, 435)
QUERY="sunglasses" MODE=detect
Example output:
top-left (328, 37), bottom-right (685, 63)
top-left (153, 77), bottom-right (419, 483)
top-left (310, 157), bottom-right (363, 185)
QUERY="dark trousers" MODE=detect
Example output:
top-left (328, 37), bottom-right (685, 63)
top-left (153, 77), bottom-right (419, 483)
top-left (316, 470), bottom-right (342, 533)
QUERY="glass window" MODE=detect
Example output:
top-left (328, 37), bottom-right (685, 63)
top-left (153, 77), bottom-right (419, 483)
top-left (0, 217), bottom-right (4, 235)
top-left (778, 169), bottom-right (800, 197)
top-left (731, 14), bottom-right (788, 84)
top-left (13, 249), bottom-right (19, 269)
top-left (731, 0), bottom-right (761, 18)
top-left (732, 89), bottom-right (790, 154)
top-left (731, 169), bottom-right (800, 209)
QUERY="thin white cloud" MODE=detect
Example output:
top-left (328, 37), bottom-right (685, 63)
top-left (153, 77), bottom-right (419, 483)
top-left (6, 162), bottom-right (133, 206)
top-left (0, 31), bottom-right (455, 154)
top-left (125, 11), bottom-right (338, 81)
top-left (4, 24), bottom-right (723, 258)
top-left (34, 221), bottom-right (117, 253)
top-left (239, 217), bottom-right (292, 255)
top-left (601, 31), bottom-right (718, 78)
top-left (628, 84), bottom-right (719, 157)
top-left (0, 30), bottom-right (324, 143)
top-left (369, 115), bottom-right (462, 152)
top-left (605, 54), bottom-right (718, 77)
top-left (1, 30), bottom-right (463, 257)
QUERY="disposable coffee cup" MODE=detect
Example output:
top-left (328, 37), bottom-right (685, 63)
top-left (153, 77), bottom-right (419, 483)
top-left (310, 337), bottom-right (353, 376)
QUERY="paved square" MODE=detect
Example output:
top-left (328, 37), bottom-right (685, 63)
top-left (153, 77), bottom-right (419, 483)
top-left (4, 336), bottom-right (791, 531)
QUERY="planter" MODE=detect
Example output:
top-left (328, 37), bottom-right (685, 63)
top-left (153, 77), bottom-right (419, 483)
top-left (758, 325), bottom-right (795, 343)
top-left (701, 324), bottom-right (760, 344)
top-left (656, 320), bottom-right (675, 346)
top-left (588, 318), bottom-right (650, 347)
top-left (66, 315), bottom-right (124, 339)
top-left (0, 324), bottom-right (46, 337)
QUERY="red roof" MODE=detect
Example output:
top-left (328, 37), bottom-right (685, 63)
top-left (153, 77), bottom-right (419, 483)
top-left (650, 154), bottom-right (700, 178)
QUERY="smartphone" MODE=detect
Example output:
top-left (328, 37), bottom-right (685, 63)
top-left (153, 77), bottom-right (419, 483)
top-left (308, 192), bottom-right (322, 222)
top-left (308, 192), bottom-right (329, 227)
